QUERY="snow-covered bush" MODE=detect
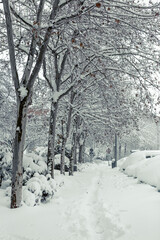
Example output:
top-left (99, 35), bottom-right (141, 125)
top-left (6, 173), bottom-right (57, 207)
top-left (54, 154), bottom-right (70, 172)
top-left (93, 147), bottom-right (106, 160)
top-left (0, 147), bottom-right (48, 188)
top-left (2, 147), bottom-right (58, 206)
top-left (23, 151), bottom-right (48, 184)
top-left (0, 146), bottom-right (12, 187)
top-left (33, 146), bottom-right (47, 157)
top-left (23, 173), bottom-right (57, 206)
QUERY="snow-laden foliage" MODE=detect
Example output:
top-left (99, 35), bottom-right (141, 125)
top-left (54, 154), bottom-right (69, 166)
top-left (6, 173), bottom-right (57, 207)
top-left (0, 146), bottom-right (12, 187)
top-left (0, 147), bottom-right (49, 187)
top-left (23, 173), bottom-right (57, 207)
top-left (23, 151), bottom-right (48, 184)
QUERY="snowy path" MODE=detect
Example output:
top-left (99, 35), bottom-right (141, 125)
top-left (0, 162), bottom-right (160, 240)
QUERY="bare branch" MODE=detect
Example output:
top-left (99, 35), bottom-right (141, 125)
top-left (2, 0), bottom-right (20, 99)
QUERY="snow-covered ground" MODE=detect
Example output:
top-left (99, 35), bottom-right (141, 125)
top-left (0, 161), bottom-right (160, 240)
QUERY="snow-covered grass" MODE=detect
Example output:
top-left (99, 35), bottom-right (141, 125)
top-left (119, 151), bottom-right (160, 192)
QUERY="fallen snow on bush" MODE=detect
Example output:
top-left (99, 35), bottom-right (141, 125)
top-left (54, 154), bottom-right (70, 167)
top-left (5, 173), bottom-right (57, 207)
top-left (120, 151), bottom-right (160, 191)
top-left (23, 152), bottom-right (47, 174)
top-left (0, 147), bottom-right (12, 187)
top-left (23, 173), bottom-right (56, 206)
top-left (34, 146), bottom-right (47, 157)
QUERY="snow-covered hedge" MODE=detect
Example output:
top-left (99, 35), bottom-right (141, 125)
top-left (119, 151), bottom-right (160, 192)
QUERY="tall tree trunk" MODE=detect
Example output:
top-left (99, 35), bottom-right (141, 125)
top-left (73, 115), bottom-right (80, 170)
top-left (119, 143), bottom-right (121, 160)
top-left (82, 139), bottom-right (86, 163)
top-left (11, 99), bottom-right (28, 208)
top-left (47, 100), bottom-right (58, 178)
top-left (3, 0), bottom-right (60, 208)
top-left (0, 171), bottom-right (2, 187)
top-left (78, 144), bottom-right (83, 163)
top-left (72, 132), bottom-right (77, 171)
top-left (114, 133), bottom-right (118, 167)
top-left (112, 133), bottom-right (118, 168)
top-left (60, 90), bottom-right (75, 175)
top-left (60, 137), bottom-right (66, 175)
top-left (124, 143), bottom-right (127, 157)
top-left (69, 146), bottom-right (74, 176)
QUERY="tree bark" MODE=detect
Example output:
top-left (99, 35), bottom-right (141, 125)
top-left (82, 139), bottom-right (86, 163)
top-left (47, 100), bottom-right (58, 178)
top-left (69, 146), bottom-right (74, 176)
top-left (0, 169), bottom-right (2, 187)
top-left (3, 0), bottom-right (61, 208)
top-left (78, 144), bottom-right (83, 163)
top-left (72, 132), bottom-right (77, 171)
top-left (60, 137), bottom-right (66, 175)
top-left (114, 134), bottom-right (118, 167)
top-left (119, 143), bottom-right (121, 160)
top-left (124, 143), bottom-right (127, 157)
top-left (60, 90), bottom-right (75, 174)
top-left (11, 99), bottom-right (28, 208)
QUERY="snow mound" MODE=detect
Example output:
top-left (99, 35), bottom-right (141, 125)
top-left (117, 157), bottom-right (127, 168)
top-left (120, 151), bottom-right (160, 191)
top-left (120, 151), bottom-right (146, 170)
top-left (120, 150), bottom-right (160, 171)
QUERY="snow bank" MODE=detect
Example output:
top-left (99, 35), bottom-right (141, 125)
top-left (120, 151), bottom-right (160, 192)
top-left (117, 157), bottom-right (127, 168)
top-left (120, 151), bottom-right (146, 170)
